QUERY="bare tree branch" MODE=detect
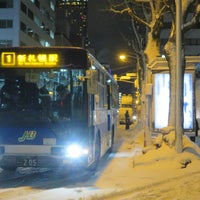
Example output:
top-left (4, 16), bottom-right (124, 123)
top-left (127, 8), bottom-right (151, 28)
top-left (183, 3), bottom-right (200, 32)
top-left (109, 6), bottom-right (129, 15)
top-left (107, 1), bottom-right (151, 28)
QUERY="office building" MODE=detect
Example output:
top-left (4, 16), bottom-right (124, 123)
top-left (55, 2), bottom-right (71, 46)
top-left (161, 13), bottom-right (200, 56)
top-left (56, 0), bottom-right (88, 47)
top-left (0, 0), bottom-right (55, 47)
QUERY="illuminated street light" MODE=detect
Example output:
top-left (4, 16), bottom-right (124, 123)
top-left (118, 52), bottom-right (150, 147)
top-left (119, 54), bottom-right (126, 61)
top-left (117, 52), bottom-right (142, 126)
top-left (118, 54), bottom-right (130, 63)
top-left (118, 53), bottom-right (140, 89)
top-left (118, 53), bottom-right (138, 62)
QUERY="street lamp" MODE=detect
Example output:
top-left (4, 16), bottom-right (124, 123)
top-left (118, 53), bottom-right (141, 95)
top-left (118, 53), bottom-right (138, 62)
top-left (118, 53), bottom-right (142, 123)
top-left (119, 54), bottom-right (126, 61)
top-left (118, 52), bottom-right (152, 147)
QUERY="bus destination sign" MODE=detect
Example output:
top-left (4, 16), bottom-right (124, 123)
top-left (1, 52), bottom-right (59, 67)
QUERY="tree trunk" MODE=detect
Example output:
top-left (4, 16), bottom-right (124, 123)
top-left (144, 32), bottom-right (160, 64)
top-left (143, 31), bottom-right (160, 146)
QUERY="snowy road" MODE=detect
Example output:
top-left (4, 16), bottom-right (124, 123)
top-left (100, 171), bottom-right (200, 200)
top-left (0, 124), bottom-right (200, 200)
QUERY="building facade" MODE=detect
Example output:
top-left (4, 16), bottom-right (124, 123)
top-left (56, 0), bottom-right (88, 47)
top-left (160, 13), bottom-right (200, 56)
top-left (0, 0), bottom-right (55, 47)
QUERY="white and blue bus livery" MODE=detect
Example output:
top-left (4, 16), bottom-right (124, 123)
top-left (0, 47), bottom-right (118, 171)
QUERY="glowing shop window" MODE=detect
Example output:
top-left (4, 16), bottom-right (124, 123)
top-left (154, 73), bottom-right (193, 129)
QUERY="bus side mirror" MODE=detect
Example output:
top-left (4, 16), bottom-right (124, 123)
top-left (86, 70), bottom-right (98, 94)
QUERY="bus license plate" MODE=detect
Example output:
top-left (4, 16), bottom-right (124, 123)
top-left (17, 158), bottom-right (38, 167)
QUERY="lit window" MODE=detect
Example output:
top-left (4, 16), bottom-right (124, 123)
top-left (50, 30), bottom-right (54, 39)
top-left (50, 1), bottom-right (55, 11)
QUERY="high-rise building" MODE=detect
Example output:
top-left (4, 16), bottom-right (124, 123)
top-left (0, 0), bottom-right (55, 47)
top-left (56, 0), bottom-right (88, 47)
top-left (55, 1), bottom-right (71, 46)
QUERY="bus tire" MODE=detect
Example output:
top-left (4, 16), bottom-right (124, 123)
top-left (89, 133), bottom-right (101, 171)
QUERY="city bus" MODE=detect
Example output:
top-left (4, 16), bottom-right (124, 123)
top-left (0, 46), bottom-right (118, 171)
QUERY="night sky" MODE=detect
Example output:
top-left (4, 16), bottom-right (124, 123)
top-left (87, 1), bottom-right (130, 75)
top-left (87, 1), bottom-right (136, 95)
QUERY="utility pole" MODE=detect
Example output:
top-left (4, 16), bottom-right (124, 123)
top-left (175, 0), bottom-right (183, 153)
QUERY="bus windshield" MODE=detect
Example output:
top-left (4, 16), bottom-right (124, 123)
top-left (0, 68), bottom-right (87, 126)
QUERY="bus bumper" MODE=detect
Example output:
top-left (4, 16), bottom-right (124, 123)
top-left (0, 155), bottom-right (88, 170)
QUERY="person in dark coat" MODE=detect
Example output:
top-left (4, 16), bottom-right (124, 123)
top-left (56, 85), bottom-right (71, 119)
top-left (125, 110), bottom-right (130, 130)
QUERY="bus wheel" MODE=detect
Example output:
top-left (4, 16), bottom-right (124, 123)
top-left (89, 133), bottom-right (101, 171)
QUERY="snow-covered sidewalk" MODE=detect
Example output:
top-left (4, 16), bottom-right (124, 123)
top-left (93, 123), bottom-right (200, 199)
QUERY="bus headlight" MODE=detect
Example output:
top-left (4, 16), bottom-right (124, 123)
top-left (66, 144), bottom-right (88, 158)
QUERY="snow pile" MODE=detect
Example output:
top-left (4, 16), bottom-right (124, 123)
top-left (136, 130), bottom-right (200, 170)
top-left (93, 128), bottom-right (200, 199)
top-left (96, 128), bottom-right (200, 189)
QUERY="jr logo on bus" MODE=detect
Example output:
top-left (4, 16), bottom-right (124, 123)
top-left (18, 131), bottom-right (37, 142)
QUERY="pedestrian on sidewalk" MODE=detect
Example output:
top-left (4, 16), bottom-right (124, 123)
top-left (125, 110), bottom-right (130, 130)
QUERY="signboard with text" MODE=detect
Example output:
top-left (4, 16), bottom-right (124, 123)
top-left (1, 52), bottom-right (59, 67)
